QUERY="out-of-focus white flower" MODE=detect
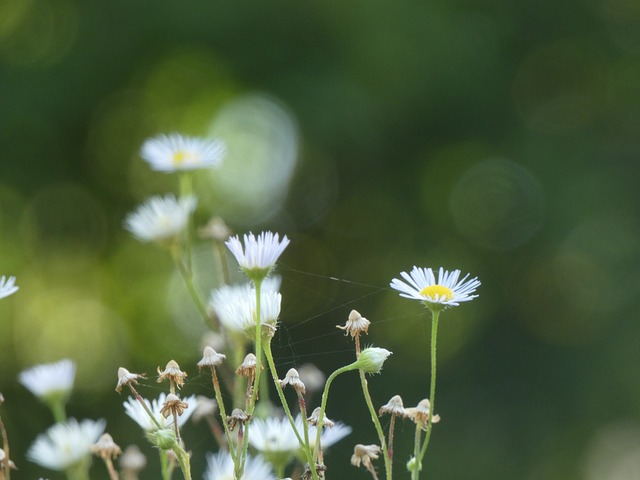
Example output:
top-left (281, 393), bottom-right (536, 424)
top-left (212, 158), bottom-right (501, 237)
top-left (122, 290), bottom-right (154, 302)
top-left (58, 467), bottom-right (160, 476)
top-left (140, 133), bottom-right (225, 173)
top-left (123, 393), bottom-right (197, 431)
top-left (209, 278), bottom-right (281, 334)
top-left (390, 266), bottom-right (480, 309)
top-left (124, 194), bottom-right (196, 244)
top-left (204, 451), bottom-right (275, 480)
top-left (27, 418), bottom-right (106, 471)
top-left (0, 275), bottom-right (18, 299)
top-left (225, 231), bottom-right (289, 281)
top-left (18, 359), bottom-right (76, 402)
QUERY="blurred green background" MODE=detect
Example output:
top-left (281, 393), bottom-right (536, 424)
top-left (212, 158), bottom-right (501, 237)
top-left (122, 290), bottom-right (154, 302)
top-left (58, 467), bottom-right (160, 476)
top-left (2, 0), bottom-right (640, 479)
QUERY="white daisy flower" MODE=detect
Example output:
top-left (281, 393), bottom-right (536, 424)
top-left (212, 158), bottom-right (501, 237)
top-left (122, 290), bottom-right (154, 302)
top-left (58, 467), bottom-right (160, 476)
top-left (390, 266), bottom-right (480, 309)
top-left (18, 359), bottom-right (76, 402)
top-left (249, 415), bottom-right (352, 455)
top-left (27, 418), bottom-right (106, 471)
top-left (209, 278), bottom-right (281, 334)
top-left (123, 392), bottom-right (197, 431)
top-left (0, 275), bottom-right (18, 299)
top-left (225, 231), bottom-right (289, 281)
top-left (204, 451), bottom-right (275, 480)
top-left (124, 194), bottom-right (196, 243)
top-left (140, 133), bottom-right (225, 173)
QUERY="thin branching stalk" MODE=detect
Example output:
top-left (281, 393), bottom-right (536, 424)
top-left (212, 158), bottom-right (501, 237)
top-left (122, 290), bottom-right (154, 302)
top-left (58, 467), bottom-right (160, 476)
top-left (209, 367), bottom-right (237, 461)
top-left (359, 370), bottom-right (392, 480)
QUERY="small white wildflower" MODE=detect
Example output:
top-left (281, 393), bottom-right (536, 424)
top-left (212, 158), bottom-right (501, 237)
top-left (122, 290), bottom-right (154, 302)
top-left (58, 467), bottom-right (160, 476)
top-left (390, 266), bottom-right (480, 309)
top-left (0, 275), bottom-right (18, 299)
top-left (123, 393), bottom-right (197, 431)
top-left (225, 231), bottom-right (289, 282)
top-left (27, 418), bottom-right (106, 471)
top-left (204, 451), bottom-right (275, 480)
top-left (124, 194), bottom-right (196, 244)
top-left (140, 133), bottom-right (225, 172)
top-left (18, 359), bottom-right (76, 402)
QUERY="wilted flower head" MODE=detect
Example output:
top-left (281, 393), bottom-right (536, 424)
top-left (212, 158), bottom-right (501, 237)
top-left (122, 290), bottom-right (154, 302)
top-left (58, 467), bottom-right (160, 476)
top-left (337, 310), bottom-right (371, 338)
top-left (115, 367), bottom-right (145, 393)
top-left (91, 433), bottom-right (122, 460)
top-left (236, 353), bottom-right (258, 378)
top-left (307, 407), bottom-right (335, 428)
top-left (379, 394), bottom-right (407, 417)
top-left (27, 418), bottom-right (106, 471)
top-left (351, 444), bottom-right (381, 468)
top-left (0, 275), bottom-right (18, 299)
top-left (279, 368), bottom-right (306, 395)
top-left (355, 347), bottom-right (392, 374)
top-left (19, 359), bottom-right (76, 403)
top-left (157, 360), bottom-right (187, 389)
top-left (197, 346), bottom-right (226, 369)
top-left (225, 231), bottom-right (289, 282)
top-left (124, 194), bottom-right (196, 244)
top-left (390, 266), bottom-right (480, 310)
top-left (405, 398), bottom-right (440, 427)
top-left (124, 393), bottom-right (197, 431)
top-left (140, 133), bottom-right (225, 172)
top-left (204, 451), bottom-right (275, 480)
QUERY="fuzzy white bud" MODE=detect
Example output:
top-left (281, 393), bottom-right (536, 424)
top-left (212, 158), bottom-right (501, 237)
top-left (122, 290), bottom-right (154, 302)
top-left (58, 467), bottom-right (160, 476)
top-left (355, 347), bottom-right (392, 374)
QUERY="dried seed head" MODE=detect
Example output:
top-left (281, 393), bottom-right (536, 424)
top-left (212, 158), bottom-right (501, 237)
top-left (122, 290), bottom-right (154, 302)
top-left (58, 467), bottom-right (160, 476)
top-left (297, 363), bottom-right (325, 395)
top-left (160, 393), bottom-right (189, 418)
top-left (115, 367), bottom-right (146, 393)
top-left (157, 360), bottom-right (187, 389)
top-left (236, 353), bottom-right (257, 377)
top-left (379, 394), bottom-right (406, 417)
top-left (405, 398), bottom-right (440, 426)
top-left (0, 449), bottom-right (16, 470)
top-left (197, 346), bottom-right (226, 369)
top-left (279, 368), bottom-right (306, 395)
top-left (351, 444), bottom-right (381, 468)
top-left (198, 216), bottom-right (231, 241)
top-left (307, 407), bottom-right (335, 428)
top-left (227, 408), bottom-right (250, 431)
top-left (91, 433), bottom-right (122, 459)
top-left (119, 444), bottom-right (147, 472)
top-left (191, 395), bottom-right (218, 422)
top-left (336, 309), bottom-right (371, 338)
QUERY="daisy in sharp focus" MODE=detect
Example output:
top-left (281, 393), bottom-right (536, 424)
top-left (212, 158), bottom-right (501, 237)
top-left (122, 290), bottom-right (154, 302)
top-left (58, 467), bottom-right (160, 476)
top-left (124, 194), bottom-right (196, 244)
top-left (225, 231), bottom-right (289, 282)
top-left (204, 451), bottom-right (275, 480)
top-left (390, 266), bottom-right (480, 310)
top-left (27, 418), bottom-right (106, 472)
top-left (140, 133), bottom-right (225, 173)
top-left (0, 275), bottom-right (18, 299)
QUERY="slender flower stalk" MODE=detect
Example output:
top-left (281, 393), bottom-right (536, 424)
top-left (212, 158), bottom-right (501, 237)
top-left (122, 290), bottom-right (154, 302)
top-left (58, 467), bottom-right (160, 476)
top-left (359, 369), bottom-right (392, 480)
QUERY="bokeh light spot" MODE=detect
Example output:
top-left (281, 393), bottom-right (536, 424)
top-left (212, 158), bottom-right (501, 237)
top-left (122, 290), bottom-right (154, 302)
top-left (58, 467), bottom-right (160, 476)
top-left (449, 158), bottom-right (544, 250)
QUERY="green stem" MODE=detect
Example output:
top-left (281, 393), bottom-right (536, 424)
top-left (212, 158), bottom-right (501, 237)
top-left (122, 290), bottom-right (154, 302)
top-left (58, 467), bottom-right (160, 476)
top-left (48, 399), bottom-right (67, 424)
top-left (159, 450), bottom-right (172, 480)
top-left (171, 245), bottom-right (211, 326)
top-left (179, 172), bottom-right (194, 272)
top-left (263, 341), bottom-right (317, 479)
top-left (238, 279), bottom-right (263, 476)
top-left (313, 362), bottom-right (358, 463)
top-left (210, 368), bottom-right (237, 462)
top-left (416, 309), bottom-right (440, 476)
top-left (359, 369), bottom-right (392, 480)
top-left (411, 423), bottom-right (422, 480)
top-left (172, 444), bottom-right (192, 480)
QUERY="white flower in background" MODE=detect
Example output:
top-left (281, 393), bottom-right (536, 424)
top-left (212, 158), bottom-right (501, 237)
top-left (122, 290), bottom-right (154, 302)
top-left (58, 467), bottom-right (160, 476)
top-left (27, 418), bottom-right (106, 471)
top-left (204, 451), bottom-right (275, 480)
top-left (209, 277), bottom-right (281, 334)
top-left (123, 392), bottom-right (197, 431)
top-left (225, 231), bottom-right (289, 281)
top-left (18, 359), bottom-right (76, 402)
top-left (249, 415), bottom-right (351, 455)
top-left (0, 275), bottom-right (18, 299)
top-left (124, 194), bottom-right (196, 243)
top-left (390, 266), bottom-right (480, 309)
top-left (140, 133), bottom-right (225, 172)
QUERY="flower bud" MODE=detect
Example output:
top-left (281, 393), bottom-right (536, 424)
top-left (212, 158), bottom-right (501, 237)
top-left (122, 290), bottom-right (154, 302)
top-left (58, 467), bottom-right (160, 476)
top-left (355, 347), bottom-right (392, 374)
top-left (147, 428), bottom-right (178, 450)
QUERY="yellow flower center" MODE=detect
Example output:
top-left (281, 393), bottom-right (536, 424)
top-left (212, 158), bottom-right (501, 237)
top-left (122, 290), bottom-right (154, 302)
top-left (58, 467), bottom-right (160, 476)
top-left (419, 285), bottom-right (454, 301)
top-left (172, 150), bottom-right (194, 166)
